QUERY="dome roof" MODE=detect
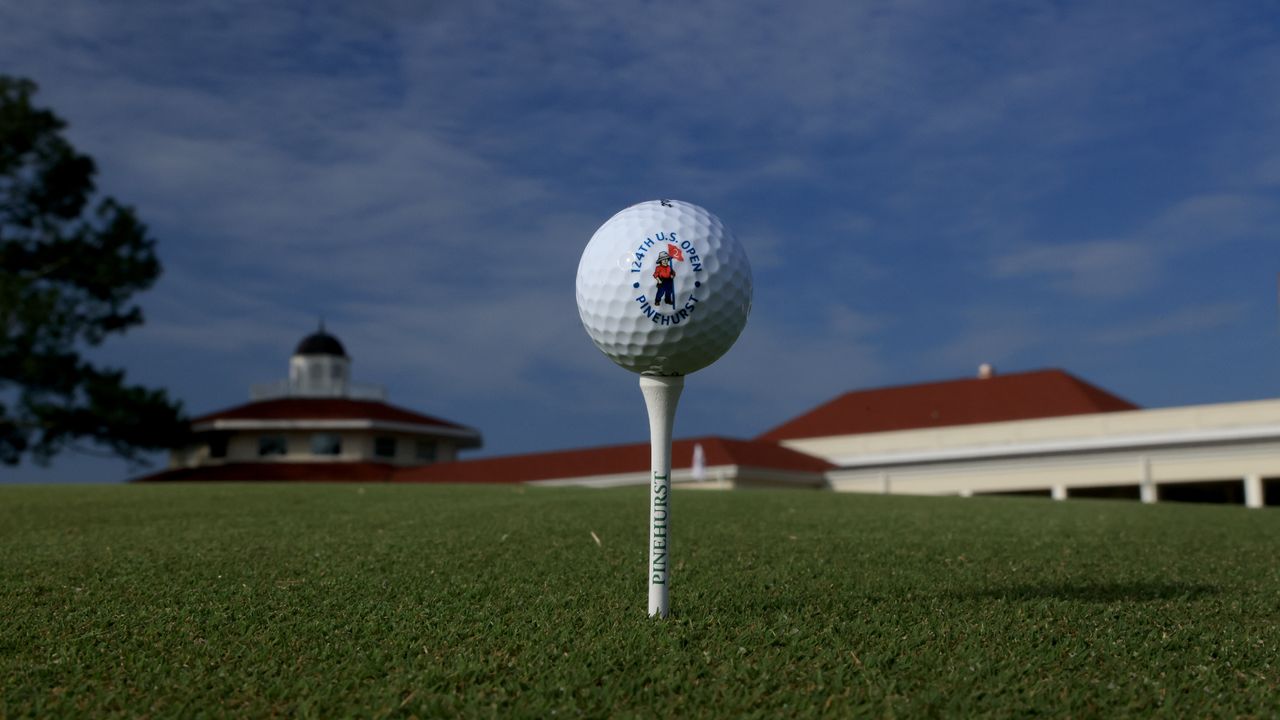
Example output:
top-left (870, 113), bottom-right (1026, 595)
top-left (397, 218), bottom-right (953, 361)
top-left (294, 328), bottom-right (347, 357)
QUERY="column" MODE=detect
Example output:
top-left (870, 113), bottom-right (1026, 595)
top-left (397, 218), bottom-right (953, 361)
top-left (1244, 474), bottom-right (1264, 509)
top-left (1139, 456), bottom-right (1157, 504)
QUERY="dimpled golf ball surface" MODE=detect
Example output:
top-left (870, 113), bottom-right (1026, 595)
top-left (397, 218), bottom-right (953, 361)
top-left (576, 199), bottom-right (752, 375)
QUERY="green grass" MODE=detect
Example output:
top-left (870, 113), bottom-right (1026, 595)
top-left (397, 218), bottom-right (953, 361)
top-left (1, 484), bottom-right (1277, 718)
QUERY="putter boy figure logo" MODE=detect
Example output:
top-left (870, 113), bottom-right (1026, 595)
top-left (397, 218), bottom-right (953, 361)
top-left (653, 244), bottom-right (684, 309)
top-left (653, 252), bottom-right (674, 307)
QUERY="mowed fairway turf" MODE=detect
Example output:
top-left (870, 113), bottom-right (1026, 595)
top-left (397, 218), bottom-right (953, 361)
top-left (1, 484), bottom-right (1277, 718)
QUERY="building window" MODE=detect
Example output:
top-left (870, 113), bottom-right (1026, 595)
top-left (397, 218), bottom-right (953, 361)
top-left (258, 435), bottom-right (287, 457)
top-left (310, 433), bottom-right (342, 456)
top-left (415, 440), bottom-right (436, 462)
top-left (208, 434), bottom-right (229, 459)
top-left (374, 436), bottom-right (397, 459)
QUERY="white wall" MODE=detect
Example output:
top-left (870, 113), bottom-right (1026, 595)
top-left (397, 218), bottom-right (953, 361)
top-left (173, 430), bottom-right (462, 468)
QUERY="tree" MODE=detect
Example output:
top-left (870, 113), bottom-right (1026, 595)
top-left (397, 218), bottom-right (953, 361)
top-left (0, 75), bottom-right (186, 466)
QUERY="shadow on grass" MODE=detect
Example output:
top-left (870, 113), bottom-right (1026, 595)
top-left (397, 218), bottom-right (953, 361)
top-left (956, 580), bottom-right (1219, 603)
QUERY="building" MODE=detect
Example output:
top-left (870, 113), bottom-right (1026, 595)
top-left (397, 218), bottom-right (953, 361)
top-left (761, 368), bottom-right (1280, 508)
top-left (139, 326), bottom-right (481, 482)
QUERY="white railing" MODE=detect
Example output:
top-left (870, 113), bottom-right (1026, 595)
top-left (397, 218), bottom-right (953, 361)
top-left (249, 380), bottom-right (386, 401)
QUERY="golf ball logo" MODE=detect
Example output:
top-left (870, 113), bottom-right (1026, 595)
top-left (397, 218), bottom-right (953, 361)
top-left (629, 226), bottom-right (704, 326)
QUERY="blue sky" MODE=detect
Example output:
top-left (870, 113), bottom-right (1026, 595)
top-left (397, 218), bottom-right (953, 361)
top-left (3, 0), bottom-right (1278, 482)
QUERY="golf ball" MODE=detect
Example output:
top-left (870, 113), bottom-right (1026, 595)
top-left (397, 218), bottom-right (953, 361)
top-left (576, 199), bottom-right (752, 375)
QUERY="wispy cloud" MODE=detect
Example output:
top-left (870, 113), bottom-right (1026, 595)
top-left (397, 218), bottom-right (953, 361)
top-left (993, 240), bottom-right (1160, 299)
top-left (1091, 303), bottom-right (1250, 345)
top-left (990, 191), bottom-right (1277, 299)
top-left (930, 305), bottom-right (1048, 373)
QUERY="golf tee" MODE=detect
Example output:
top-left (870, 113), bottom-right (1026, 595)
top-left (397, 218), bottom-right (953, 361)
top-left (640, 374), bottom-right (684, 619)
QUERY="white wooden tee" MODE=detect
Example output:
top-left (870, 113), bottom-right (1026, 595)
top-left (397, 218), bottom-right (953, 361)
top-left (640, 375), bottom-right (683, 618)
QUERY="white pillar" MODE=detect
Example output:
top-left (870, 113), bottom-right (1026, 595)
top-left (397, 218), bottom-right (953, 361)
top-left (958, 489), bottom-right (973, 498)
top-left (1244, 474), bottom-right (1264, 509)
top-left (1139, 456), bottom-right (1157, 504)
top-left (880, 472), bottom-right (891, 495)
top-left (1051, 484), bottom-right (1067, 501)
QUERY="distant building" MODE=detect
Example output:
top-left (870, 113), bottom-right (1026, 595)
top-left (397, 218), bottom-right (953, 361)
top-left (139, 326), bottom-right (481, 482)
top-left (762, 368), bottom-right (1279, 508)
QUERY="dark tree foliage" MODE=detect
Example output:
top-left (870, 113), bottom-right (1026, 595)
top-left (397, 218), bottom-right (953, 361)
top-left (0, 75), bottom-right (186, 466)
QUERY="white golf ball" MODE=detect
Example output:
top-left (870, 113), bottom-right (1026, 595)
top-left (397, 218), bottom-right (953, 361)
top-left (576, 199), bottom-right (752, 376)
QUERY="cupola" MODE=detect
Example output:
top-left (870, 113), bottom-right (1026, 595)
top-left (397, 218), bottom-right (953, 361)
top-left (288, 322), bottom-right (351, 396)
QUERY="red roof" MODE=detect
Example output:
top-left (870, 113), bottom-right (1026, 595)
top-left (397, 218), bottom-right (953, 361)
top-left (132, 437), bottom-right (830, 485)
top-left (394, 436), bottom-right (834, 484)
top-left (758, 369), bottom-right (1138, 441)
top-left (193, 398), bottom-right (479, 443)
top-left (134, 461), bottom-right (397, 483)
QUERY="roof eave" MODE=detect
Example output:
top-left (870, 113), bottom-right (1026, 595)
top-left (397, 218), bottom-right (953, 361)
top-left (192, 418), bottom-right (483, 443)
